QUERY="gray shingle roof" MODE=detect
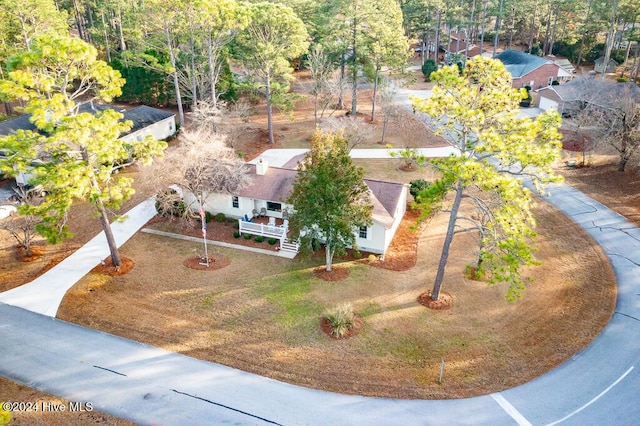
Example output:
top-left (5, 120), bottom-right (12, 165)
top-left (495, 50), bottom-right (551, 79)
top-left (0, 103), bottom-right (174, 137)
top-left (120, 105), bottom-right (175, 137)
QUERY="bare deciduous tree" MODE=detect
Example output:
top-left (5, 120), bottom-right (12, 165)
top-left (319, 116), bottom-right (374, 151)
top-left (150, 128), bottom-right (252, 224)
top-left (0, 186), bottom-right (47, 257)
top-left (572, 79), bottom-right (640, 171)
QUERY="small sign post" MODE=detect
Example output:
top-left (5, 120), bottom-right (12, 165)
top-left (439, 358), bottom-right (445, 384)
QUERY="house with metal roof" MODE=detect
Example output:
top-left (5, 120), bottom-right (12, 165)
top-left (495, 50), bottom-right (572, 89)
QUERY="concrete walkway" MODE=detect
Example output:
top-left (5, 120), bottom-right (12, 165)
top-left (0, 198), bottom-right (158, 317)
top-left (1, 181), bottom-right (639, 424)
top-left (141, 228), bottom-right (298, 259)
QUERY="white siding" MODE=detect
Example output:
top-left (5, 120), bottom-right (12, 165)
top-left (120, 117), bottom-right (176, 143)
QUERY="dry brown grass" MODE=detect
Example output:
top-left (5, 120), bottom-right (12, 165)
top-left (0, 68), bottom-right (626, 419)
top-left (53, 196), bottom-right (615, 400)
top-left (0, 378), bottom-right (134, 425)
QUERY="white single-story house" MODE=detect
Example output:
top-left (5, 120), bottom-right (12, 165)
top-left (186, 159), bottom-right (409, 256)
top-left (0, 103), bottom-right (176, 186)
top-left (0, 102), bottom-right (176, 142)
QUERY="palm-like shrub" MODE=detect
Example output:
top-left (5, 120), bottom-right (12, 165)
top-left (323, 303), bottom-right (356, 338)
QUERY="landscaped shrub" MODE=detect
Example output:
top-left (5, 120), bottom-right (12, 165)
top-left (215, 212), bottom-right (226, 223)
top-left (353, 250), bottom-right (362, 259)
top-left (421, 59), bottom-right (437, 82)
top-left (617, 77), bottom-right (629, 83)
top-left (409, 179), bottom-right (431, 200)
top-left (268, 237), bottom-right (277, 245)
top-left (243, 233), bottom-right (252, 239)
top-left (233, 231), bottom-right (241, 238)
top-left (520, 87), bottom-right (532, 107)
top-left (155, 188), bottom-right (186, 217)
top-left (323, 303), bottom-right (356, 339)
top-left (205, 211), bottom-right (213, 223)
top-left (255, 236), bottom-right (264, 243)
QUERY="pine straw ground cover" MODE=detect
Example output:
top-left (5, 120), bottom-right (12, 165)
top-left (54, 198), bottom-right (615, 400)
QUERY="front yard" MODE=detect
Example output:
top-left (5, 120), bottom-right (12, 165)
top-left (54, 198), bottom-right (615, 399)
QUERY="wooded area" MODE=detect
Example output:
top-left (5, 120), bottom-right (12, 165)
top-left (1, 0), bottom-right (638, 121)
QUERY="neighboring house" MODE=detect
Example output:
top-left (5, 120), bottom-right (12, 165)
top-left (0, 103), bottom-right (176, 186)
top-left (545, 55), bottom-right (576, 75)
top-left (495, 49), bottom-right (572, 89)
top-left (0, 103), bottom-right (176, 141)
top-left (537, 77), bottom-right (586, 114)
top-left (539, 77), bottom-right (640, 115)
top-left (594, 56), bottom-right (618, 74)
top-left (188, 158), bottom-right (409, 256)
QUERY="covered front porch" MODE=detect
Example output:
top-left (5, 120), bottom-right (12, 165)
top-left (238, 215), bottom-right (299, 254)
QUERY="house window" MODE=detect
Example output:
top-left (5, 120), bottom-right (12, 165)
top-left (232, 196), bottom-right (239, 208)
top-left (267, 201), bottom-right (281, 212)
top-left (359, 226), bottom-right (368, 239)
top-left (548, 76), bottom-right (554, 86)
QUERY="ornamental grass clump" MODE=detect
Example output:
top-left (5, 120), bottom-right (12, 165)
top-left (323, 303), bottom-right (356, 338)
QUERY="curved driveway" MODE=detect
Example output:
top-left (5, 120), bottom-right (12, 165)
top-left (1, 164), bottom-right (640, 423)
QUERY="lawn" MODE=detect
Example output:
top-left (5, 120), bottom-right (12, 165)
top-left (55, 197), bottom-right (615, 400)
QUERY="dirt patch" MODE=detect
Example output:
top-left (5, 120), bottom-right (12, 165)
top-left (369, 208), bottom-right (422, 271)
top-left (418, 291), bottom-right (454, 310)
top-left (314, 265), bottom-right (350, 281)
top-left (91, 257), bottom-right (134, 276)
top-left (16, 244), bottom-right (46, 262)
top-left (183, 254), bottom-right (230, 271)
top-left (0, 377), bottom-right (134, 425)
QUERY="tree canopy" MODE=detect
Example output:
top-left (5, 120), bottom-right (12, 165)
top-left (412, 57), bottom-right (563, 302)
top-left (288, 130), bottom-right (372, 272)
top-left (234, 2), bottom-right (309, 145)
top-left (0, 35), bottom-right (167, 267)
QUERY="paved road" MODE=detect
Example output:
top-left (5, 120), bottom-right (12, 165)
top-left (1, 181), bottom-right (639, 425)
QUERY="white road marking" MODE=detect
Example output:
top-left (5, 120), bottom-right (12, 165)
top-left (491, 393), bottom-right (533, 426)
top-left (546, 366), bottom-right (634, 426)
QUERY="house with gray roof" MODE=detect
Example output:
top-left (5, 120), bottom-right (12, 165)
top-left (594, 56), bottom-right (618, 74)
top-left (188, 159), bottom-right (409, 256)
top-left (495, 50), bottom-right (572, 89)
top-left (0, 103), bottom-right (175, 141)
top-left (1, 103), bottom-right (176, 186)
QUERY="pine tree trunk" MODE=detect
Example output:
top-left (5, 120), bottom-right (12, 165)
top-left (208, 35), bottom-right (217, 106)
top-left (98, 202), bottom-right (122, 267)
top-left (165, 23), bottom-right (185, 126)
top-left (266, 74), bottom-right (274, 144)
top-left (431, 181), bottom-right (464, 301)
top-left (371, 65), bottom-right (380, 121)
top-left (117, 6), bottom-right (126, 51)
